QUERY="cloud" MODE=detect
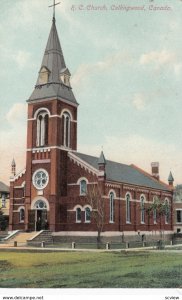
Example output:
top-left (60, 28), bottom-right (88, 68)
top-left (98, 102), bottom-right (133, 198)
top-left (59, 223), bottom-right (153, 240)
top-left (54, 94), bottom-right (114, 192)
top-left (12, 51), bottom-right (31, 70)
top-left (72, 52), bottom-right (132, 88)
top-left (139, 49), bottom-right (182, 76)
top-left (0, 127), bottom-right (26, 185)
top-left (132, 93), bottom-right (146, 111)
top-left (78, 134), bottom-right (182, 185)
top-left (0, 45), bottom-right (31, 70)
top-left (6, 103), bottom-right (27, 125)
top-left (140, 50), bottom-right (176, 66)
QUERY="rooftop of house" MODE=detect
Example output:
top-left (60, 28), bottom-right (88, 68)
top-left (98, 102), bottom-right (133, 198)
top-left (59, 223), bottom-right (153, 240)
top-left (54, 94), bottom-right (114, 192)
top-left (0, 182), bottom-right (10, 193)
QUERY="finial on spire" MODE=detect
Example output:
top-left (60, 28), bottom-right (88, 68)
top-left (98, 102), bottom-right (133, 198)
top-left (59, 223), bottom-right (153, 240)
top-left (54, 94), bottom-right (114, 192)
top-left (49, 0), bottom-right (61, 22)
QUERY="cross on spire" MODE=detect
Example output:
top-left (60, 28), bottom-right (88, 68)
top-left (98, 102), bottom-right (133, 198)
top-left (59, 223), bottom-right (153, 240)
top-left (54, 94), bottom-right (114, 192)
top-left (49, 0), bottom-right (61, 22)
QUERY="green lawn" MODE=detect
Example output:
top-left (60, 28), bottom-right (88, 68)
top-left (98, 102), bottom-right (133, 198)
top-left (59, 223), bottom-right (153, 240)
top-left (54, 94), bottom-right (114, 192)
top-left (0, 250), bottom-right (181, 288)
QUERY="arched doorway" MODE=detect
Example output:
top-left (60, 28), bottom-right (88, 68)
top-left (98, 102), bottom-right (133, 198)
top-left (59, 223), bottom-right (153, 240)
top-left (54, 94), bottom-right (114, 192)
top-left (34, 200), bottom-right (49, 231)
top-left (29, 198), bottom-right (49, 231)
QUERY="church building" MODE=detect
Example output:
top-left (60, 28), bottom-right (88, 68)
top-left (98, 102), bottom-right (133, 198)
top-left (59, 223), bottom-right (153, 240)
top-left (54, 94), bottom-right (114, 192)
top-left (9, 11), bottom-right (174, 241)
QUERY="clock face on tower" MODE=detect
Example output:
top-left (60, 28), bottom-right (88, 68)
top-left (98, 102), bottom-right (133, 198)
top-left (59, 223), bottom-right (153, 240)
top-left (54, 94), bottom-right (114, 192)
top-left (32, 169), bottom-right (49, 190)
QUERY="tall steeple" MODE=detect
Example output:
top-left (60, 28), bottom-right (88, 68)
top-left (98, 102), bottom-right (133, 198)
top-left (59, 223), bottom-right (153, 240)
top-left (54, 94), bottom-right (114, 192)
top-left (28, 14), bottom-right (77, 105)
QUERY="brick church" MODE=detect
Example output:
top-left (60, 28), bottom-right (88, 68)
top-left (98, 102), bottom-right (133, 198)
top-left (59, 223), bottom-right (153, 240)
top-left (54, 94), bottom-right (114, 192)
top-left (9, 11), bottom-right (174, 240)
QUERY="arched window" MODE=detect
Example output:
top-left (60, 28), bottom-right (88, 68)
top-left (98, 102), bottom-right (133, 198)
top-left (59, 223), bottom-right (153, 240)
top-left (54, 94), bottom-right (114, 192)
top-left (85, 207), bottom-right (91, 223)
top-left (109, 192), bottom-right (114, 223)
top-left (76, 207), bottom-right (82, 223)
top-left (140, 195), bottom-right (145, 224)
top-left (165, 199), bottom-right (170, 224)
top-left (19, 208), bottom-right (25, 223)
top-left (36, 111), bottom-right (49, 147)
top-left (34, 200), bottom-right (47, 210)
top-left (80, 180), bottom-right (87, 195)
top-left (63, 112), bottom-right (71, 148)
top-left (153, 207), bottom-right (157, 224)
top-left (126, 193), bottom-right (131, 223)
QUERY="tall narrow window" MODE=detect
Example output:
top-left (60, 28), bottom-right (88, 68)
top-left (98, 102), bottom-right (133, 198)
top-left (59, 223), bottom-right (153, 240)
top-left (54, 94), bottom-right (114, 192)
top-left (140, 196), bottom-right (145, 224)
top-left (176, 210), bottom-right (182, 223)
top-left (165, 199), bottom-right (170, 224)
top-left (44, 114), bottom-right (49, 145)
top-left (36, 111), bottom-right (49, 147)
top-left (20, 208), bottom-right (25, 223)
top-left (153, 208), bottom-right (157, 224)
top-left (63, 112), bottom-right (71, 148)
top-left (126, 193), bottom-right (131, 223)
top-left (109, 192), bottom-right (114, 223)
top-left (76, 207), bottom-right (82, 223)
top-left (85, 207), bottom-right (91, 223)
top-left (1, 194), bottom-right (6, 208)
top-left (80, 180), bottom-right (87, 195)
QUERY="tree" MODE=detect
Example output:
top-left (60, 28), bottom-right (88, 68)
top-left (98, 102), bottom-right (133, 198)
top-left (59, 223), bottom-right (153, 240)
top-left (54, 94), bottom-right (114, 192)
top-left (146, 196), bottom-right (170, 244)
top-left (86, 183), bottom-right (104, 248)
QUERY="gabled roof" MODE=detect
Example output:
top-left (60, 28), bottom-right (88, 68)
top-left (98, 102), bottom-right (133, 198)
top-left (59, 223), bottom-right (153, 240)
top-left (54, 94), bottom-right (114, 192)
top-left (0, 182), bottom-right (9, 193)
top-left (73, 152), bottom-right (170, 192)
top-left (28, 19), bottom-right (77, 105)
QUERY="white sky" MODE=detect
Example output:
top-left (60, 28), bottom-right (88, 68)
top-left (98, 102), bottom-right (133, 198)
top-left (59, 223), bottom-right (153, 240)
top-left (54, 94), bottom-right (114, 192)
top-left (1, 0), bottom-right (182, 185)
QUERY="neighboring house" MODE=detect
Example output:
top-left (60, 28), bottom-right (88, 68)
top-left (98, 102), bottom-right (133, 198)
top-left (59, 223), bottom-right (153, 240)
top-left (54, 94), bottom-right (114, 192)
top-left (173, 184), bottom-right (182, 233)
top-left (9, 13), bottom-right (174, 241)
top-left (0, 181), bottom-right (10, 223)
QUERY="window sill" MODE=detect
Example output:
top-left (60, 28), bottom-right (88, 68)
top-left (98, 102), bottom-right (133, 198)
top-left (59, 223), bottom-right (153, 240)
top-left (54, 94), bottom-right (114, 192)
top-left (76, 221), bottom-right (81, 223)
top-left (109, 221), bottom-right (115, 224)
top-left (19, 221), bottom-right (25, 223)
top-left (141, 222), bottom-right (145, 225)
top-left (126, 221), bottom-right (131, 224)
top-left (85, 221), bottom-right (91, 223)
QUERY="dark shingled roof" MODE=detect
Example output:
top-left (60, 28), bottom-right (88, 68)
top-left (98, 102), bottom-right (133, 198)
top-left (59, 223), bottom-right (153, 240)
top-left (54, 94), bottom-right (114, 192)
top-left (28, 19), bottom-right (77, 105)
top-left (0, 182), bottom-right (9, 193)
top-left (74, 152), bottom-right (170, 191)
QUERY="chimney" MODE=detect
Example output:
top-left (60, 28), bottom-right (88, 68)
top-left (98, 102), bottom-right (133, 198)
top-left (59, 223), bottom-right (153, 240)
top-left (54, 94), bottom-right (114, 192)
top-left (151, 162), bottom-right (159, 180)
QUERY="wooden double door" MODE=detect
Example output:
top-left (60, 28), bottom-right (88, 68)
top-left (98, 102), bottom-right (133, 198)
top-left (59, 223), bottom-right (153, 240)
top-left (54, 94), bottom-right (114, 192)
top-left (28, 210), bottom-right (49, 231)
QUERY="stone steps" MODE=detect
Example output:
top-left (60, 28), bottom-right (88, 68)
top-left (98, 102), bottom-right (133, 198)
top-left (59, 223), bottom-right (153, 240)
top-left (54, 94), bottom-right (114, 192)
top-left (8, 232), bottom-right (37, 245)
top-left (28, 230), bottom-right (53, 245)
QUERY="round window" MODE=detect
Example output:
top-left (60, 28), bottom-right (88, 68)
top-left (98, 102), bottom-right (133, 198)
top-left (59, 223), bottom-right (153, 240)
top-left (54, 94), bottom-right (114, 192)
top-left (32, 169), bottom-right (49, 190)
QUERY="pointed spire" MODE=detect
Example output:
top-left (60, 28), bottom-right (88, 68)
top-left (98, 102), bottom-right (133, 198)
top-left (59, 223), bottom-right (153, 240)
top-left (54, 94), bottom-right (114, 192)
top-left (98, 151), bottom-right (106, 165)
top-left (28, 18), bottom-right (77, 105)
top-left (36, 20), bottom-right (66, 85)
top-left (98, 151), bottom-right (106, 181)
top-left (168, 171), bottom-right (174, 183)
top-left (11, 159), bottom-right (16, 176)
top-left (11, 158), bottom-right (16, 167)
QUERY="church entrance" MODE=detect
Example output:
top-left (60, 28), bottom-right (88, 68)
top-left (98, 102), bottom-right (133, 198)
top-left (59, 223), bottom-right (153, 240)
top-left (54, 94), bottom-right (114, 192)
top-left (29, 199), bottom-right (49, 231)
top-left (36, 209), bottom-right (48, 231)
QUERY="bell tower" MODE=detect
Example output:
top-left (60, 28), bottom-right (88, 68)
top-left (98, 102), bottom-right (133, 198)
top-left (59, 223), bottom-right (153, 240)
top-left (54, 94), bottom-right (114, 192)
top-left (24, 9), bottom-right (78, 231)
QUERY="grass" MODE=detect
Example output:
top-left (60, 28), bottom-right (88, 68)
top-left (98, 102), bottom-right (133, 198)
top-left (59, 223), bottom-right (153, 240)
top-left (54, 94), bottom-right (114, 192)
top-left (0, 250), bottom-right (181, 288)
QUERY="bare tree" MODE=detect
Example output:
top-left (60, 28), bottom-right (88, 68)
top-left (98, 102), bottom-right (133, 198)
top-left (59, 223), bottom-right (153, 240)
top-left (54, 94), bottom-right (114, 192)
top-left (146, 196), bottom-right (170, 245)
top-left (86, 183), bottom-right (105, 248)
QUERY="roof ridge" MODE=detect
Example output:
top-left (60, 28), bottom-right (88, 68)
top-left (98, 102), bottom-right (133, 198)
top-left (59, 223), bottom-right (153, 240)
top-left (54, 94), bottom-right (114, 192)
top-left (76, 151), bottom-right (129, 167)
top-left (131, 164), bottom-right (170, 190)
